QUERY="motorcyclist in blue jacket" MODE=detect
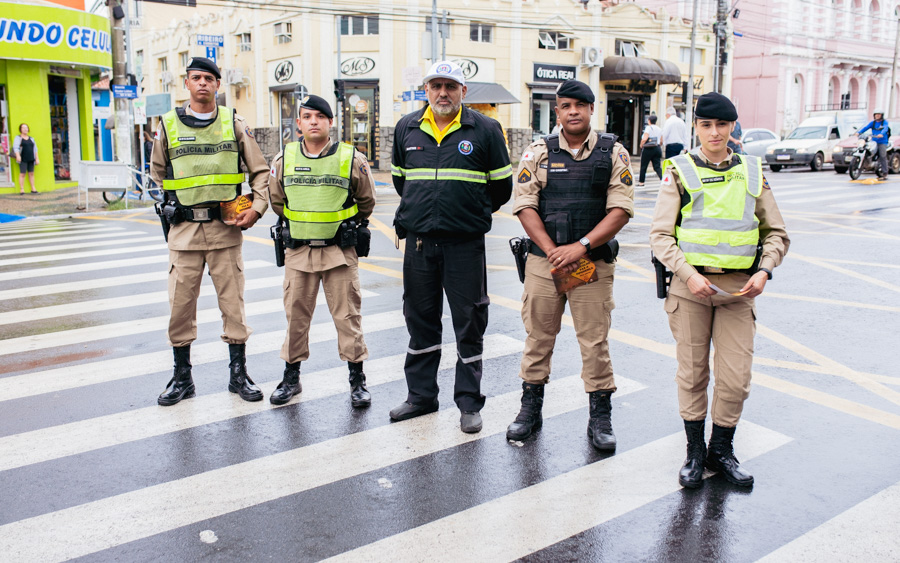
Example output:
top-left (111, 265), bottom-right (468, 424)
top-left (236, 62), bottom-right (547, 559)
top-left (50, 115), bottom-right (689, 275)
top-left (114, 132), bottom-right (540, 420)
top-left (855, 110), bottom-right (891, 179)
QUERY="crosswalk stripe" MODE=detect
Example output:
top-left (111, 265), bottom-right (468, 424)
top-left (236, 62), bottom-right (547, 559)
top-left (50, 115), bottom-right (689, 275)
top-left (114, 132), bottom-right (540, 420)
top-left (0, 234), bottom-right (159, 257)
top-left (755, 479), bottom-right (900, 562)
top-left (0, 334), bottom-right (521, 472)
top-left (329, 421), bottom-right (791, 562)
top-left (0, 373), bottom-right (646, 563)
top-left (0, 260), bottom-right (271, 300)
top-left (0, 226), bottom-right (126, 243)
top-left (0, 220), bottom-right (88, 233)
top-left (777, 191), bottom-right (872, 204)
top-left (0, 223), bottom-right (109, 236)
top-left (769, 185), bottom-right (845, 198)
top-left (0, 255), bottom-right (169, 282)
top-left (0, 309), bottom-right (400, 403)
top-left (0, 243), bottom-right (168, 267)
top-left (0, 296), bottom-right (286, 357)
top-left (831, 195), bottom-right (900, 209)
top-left (0, 274), bottom-right (343, 325)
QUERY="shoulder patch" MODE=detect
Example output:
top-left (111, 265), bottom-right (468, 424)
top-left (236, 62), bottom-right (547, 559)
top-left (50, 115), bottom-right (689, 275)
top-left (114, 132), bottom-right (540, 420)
top-left (521, 150), bottom-right (534, 161)
top-left (245, 126), bottom-right (254, 139)
top-left (763, 176), bottom-right (771, 190)
top-left (270, 166), bottom-right (277, 178)
top-left (360, 161), bottom-right (370, 177)
top-left (618, 152), bottom-right (630, 166)
top-left (620, 169), bottom-right (633, 186)
top-left (518, 168), bottom-right (532, 184)
top-left (662, 172), bottom-right (673, 186)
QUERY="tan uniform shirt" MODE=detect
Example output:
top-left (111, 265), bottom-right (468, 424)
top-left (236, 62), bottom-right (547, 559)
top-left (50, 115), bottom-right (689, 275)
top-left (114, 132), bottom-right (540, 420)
top-left (649, 149), bottom-right (791, 298)
top-left (513, 132), bottom-right (635, 218)
top-left (150, 103), bottom-right (270, 251)
top-left (268, 138), bottom-right (376, 273)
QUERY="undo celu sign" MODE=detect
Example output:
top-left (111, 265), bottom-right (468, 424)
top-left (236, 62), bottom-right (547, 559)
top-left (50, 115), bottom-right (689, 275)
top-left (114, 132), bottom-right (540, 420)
top-left (0, 1), bottom-right (112, 69)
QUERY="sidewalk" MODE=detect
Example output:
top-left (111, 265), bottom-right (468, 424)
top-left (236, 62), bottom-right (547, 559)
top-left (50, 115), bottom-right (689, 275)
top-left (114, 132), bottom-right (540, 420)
top-left (0, 186), bottom-right (156, 222)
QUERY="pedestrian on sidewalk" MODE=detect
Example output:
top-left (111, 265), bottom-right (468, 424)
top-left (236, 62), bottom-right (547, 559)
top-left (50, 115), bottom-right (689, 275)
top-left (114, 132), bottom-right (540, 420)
top-left (638, 115), bottom-right (662, 186)
top-left (662, 106), bottom-right (689, 159)
top-left (650, 92), bottom-right (790, 489)
top-left (13, 123), bottom-right (39, 195)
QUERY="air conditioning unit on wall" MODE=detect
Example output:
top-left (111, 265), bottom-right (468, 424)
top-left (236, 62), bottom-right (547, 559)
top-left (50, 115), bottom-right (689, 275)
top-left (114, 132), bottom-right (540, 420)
top-left (225, 69), bottom-right (244, 85)
top-left (581, 46), bottom-right (603, 67)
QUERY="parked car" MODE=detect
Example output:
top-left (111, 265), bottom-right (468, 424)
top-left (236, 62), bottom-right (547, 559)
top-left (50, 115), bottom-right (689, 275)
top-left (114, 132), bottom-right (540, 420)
top-left (832, 117), bottom-right (900, 174)
top-left (740, 128), bottom-right (780, 159)
top-left (765, 111), bottom-right (868, 171)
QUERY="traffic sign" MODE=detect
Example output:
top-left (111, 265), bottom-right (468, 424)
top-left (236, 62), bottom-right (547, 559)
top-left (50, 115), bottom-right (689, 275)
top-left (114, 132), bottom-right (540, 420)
top-left (402, 90), bottom-right (428, 102)
top-left (414, 90), bottom-right (428, 101)
top-left (145, 93), bottom-right (172, 117)
top-left (196, 34), bottom-right (224, 47)
top-left (111, 85), bottom-right (138, 99)
top-left (206, 46), bottom-right (217, 63)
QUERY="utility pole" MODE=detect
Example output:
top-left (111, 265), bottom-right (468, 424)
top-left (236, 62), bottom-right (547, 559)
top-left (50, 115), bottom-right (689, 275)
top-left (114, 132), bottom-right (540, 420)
top-left (714, 0), bottom-right (729, 93)
top-left (108, 0), bottom-right (133, 165)
top-left (336, 16), bottom-right (343, 141)
top-left (890, 15), bottom-right (900, 116)
top-left (687, 0), bottom-right (699, 148)
top-left (431, 0), bottom-right (438, 65)
top-left (441, 10), bottom-right (448, 61)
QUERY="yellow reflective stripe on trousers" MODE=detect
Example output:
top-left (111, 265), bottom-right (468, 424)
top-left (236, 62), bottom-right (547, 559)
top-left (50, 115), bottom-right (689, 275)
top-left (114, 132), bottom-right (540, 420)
top-left (162, 173), bottom-right (246, 191)
top-left (283, 204), bottom-right (359, 224)
top-left (488, 164), bottom-right (513, 180)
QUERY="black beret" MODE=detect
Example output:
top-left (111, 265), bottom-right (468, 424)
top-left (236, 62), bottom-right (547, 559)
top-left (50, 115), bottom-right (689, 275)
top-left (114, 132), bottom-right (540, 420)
top-left (694, 92), bottom-right (738, 121)
top-left (185, 57), bottom-right (221, 79)
top-left (298, 94), bottom-right (333, 119)
top-left (555, 80), bottom-right (595, 103)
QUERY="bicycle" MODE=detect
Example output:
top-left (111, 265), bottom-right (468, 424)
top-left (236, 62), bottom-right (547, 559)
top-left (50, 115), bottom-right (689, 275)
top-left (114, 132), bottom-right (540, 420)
top-left (102, 164), bottom-right (164, 204)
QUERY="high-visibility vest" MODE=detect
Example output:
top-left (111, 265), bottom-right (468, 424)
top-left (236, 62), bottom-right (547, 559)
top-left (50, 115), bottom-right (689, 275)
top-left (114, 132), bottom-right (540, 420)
top-left (282, 141), bottom-right (358, 241)
top-left (662, 153), bottom-right (763, 269)
top-left (162, 107), bottom-right (243, 207)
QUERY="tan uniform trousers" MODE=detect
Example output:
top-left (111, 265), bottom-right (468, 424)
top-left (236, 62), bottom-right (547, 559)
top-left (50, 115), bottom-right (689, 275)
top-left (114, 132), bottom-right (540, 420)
top-left (167, 245), bottom-right (250, 347)
top-left (281, 262), bottom-right (368, 364)
top-left (519, 255), bottom-right (617, 393)
top-left (665, 274), bottom-right (756, 428)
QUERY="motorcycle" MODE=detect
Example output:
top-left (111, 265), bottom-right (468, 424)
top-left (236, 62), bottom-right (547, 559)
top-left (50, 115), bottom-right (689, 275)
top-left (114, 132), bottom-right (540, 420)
top-left (848, 134), bottom-right (885, 180)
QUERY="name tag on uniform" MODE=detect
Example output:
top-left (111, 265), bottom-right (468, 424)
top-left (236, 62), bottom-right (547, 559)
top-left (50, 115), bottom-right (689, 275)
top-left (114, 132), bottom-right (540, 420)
top-left (294, 167), bottom-right (312, 172)
top-left (177, 136), bottom-right (196, 142)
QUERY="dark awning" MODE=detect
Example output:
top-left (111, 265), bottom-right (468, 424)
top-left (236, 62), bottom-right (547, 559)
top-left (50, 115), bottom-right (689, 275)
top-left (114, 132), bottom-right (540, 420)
top-left (465, 82), bottom-right (521, 104)
top-left (599, 56), bottom-right (681, 84)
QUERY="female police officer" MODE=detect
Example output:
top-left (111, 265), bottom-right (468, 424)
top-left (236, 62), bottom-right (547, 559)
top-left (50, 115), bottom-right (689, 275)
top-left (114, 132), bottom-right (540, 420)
top-left (649, 92), bottom-right (790, 488)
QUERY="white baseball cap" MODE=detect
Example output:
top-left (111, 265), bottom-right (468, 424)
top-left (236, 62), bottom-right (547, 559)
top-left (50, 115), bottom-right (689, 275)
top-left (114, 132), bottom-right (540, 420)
top-left (423, 61), bottom-right (466, 86)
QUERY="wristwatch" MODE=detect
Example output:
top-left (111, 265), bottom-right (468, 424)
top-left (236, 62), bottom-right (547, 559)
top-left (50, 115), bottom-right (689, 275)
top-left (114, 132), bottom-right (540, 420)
top-left (759, 267), bottom-right (773, 280)
top-left (579, 237), bottom-right (591, 251)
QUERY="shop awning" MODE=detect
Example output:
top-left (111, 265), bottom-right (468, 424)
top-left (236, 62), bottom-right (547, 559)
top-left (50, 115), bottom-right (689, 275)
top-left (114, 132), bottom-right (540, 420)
top-left (599, 56), bottom-right (682, 84)
top-left (465, 82), bottom-right (521, 104)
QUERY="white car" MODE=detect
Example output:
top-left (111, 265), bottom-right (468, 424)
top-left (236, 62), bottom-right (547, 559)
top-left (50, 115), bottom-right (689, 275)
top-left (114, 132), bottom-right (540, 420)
top-left (740, 128), bottom-right (780, 159)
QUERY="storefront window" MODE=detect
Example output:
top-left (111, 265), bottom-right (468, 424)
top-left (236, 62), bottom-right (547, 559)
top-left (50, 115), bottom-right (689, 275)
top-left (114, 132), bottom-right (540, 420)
top-left (531, 93), bottom-right (557, 140)
top-left (49, 76), bottom-right (71, 181)
top-left (342, 83), bottom-right (379, 167)
top-left (0, 86), bottom-right (11, 187)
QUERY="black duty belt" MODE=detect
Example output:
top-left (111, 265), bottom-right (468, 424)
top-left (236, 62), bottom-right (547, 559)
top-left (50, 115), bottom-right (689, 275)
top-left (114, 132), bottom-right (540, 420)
top-left (183, 206), bottom-right (223, 223)
top-left (528, 240), bottom-right (616, 263)
top-left (695, 266), bottom-right (752, 275)
top-left (284, 237), bottom-right (338, 249)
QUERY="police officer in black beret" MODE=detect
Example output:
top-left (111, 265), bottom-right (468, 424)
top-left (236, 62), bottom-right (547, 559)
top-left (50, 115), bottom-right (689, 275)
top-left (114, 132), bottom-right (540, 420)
top-left (651, 91), bottom-right (790, 488)
top-left (508, 79), bottom-right (634, 449)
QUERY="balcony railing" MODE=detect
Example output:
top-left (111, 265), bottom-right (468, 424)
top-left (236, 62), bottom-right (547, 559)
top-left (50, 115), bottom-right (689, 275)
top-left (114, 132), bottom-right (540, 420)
top-left (805, 102), bottom-right (867, 111)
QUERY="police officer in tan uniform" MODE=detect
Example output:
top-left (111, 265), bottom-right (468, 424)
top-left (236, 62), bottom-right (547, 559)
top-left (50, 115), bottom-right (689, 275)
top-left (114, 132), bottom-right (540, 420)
top-left (151, 57), bottom-right (269, 406)
top-left (508, 80), bottom-right (634, 450)
top-left (649, 92), bottom-right (790, 488)
top-left (267, 95), bottom-right (376, 407)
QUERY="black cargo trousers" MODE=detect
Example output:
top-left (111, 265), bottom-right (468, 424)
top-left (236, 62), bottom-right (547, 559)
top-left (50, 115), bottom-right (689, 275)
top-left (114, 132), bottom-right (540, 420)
top-left (402, 234), bottom-right (489, 413)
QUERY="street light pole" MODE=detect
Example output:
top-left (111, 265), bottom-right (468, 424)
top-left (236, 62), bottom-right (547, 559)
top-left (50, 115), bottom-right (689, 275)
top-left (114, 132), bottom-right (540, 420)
top-left (687, 0), bottom-right (699, 149)
top-left (890, 14), bottom-right (900, 116)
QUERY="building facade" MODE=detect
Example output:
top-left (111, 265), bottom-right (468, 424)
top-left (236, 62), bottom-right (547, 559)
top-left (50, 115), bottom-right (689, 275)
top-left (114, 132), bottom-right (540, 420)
top-left (130, 0), bottom-right (716, 167)
top-left (0, 0), bottom-right (109, 193)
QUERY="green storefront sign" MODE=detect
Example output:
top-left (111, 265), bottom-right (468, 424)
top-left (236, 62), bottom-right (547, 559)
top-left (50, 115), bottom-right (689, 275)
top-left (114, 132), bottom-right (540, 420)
top-left (0, 3), bottom-right (111, 69)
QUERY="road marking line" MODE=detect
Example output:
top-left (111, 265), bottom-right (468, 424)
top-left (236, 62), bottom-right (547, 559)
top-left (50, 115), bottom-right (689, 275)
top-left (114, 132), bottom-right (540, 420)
top-left (329, 422), bottom-right (791, 563)
top-left (781, 215), bottom-right (900, 240)
top-left (785, 230), bottom-right (888, 240)
top-left (0, 221), bottom-right (98, 235)
top-left (0, 275), bottom-right (364, 326)
top-left (771, 185), bottom-right (846, 198)
top-left (78, 214), bottom-right (160, 226)
top-left (790, 253), bottom-right (900, 293)
top-left (756, 479), bottom-right (900, 562)
top-left (0, 243), bottom-right (169, 267)
top-left (0, 310), bottom-right (399, 403)
top-left (813, 257), bottom-right (900, 269)
top-left (0, 255), bottom-right (169, 283)
top-left (0, 374), bottom-right (646, 563)
top-left (779, 190), bottom-right (888, 204)
top-left (368, 215), bottom-right (405, 254)
top-left (765, 292), bottom-right (900, 313)
top-left (834, 195), bottom-right (900, 209)
top-left (0, 260), bottom-right (271, 300)
top-left (783, 210), bottom-right (900, 223)
top-left (0, 235), bottom-right (159, 257)
top-left (0, 226), bottom-right (126, 243)
top-left (0, 335), bottom-right (523, 472)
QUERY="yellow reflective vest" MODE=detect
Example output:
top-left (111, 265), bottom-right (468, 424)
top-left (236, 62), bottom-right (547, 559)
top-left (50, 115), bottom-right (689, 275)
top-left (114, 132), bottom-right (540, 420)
top-left (282, 141), bottom-right (358, 241)
top-left (662, 153), bottom-right (763, 270)
top-left (162, 107), bottom-right (243, 207)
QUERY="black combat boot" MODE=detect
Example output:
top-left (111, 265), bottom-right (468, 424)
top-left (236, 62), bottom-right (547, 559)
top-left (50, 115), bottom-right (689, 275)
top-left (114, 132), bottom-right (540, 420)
top-left (348, 361), bottom-right (371, 408)
top-left (269, 361), bottom-right (301, 405)
top-left (706, 423), bottom-right (754, 487)
top-left (587, 390), bottom-right (617, 451)
top-left (227, 343), bottom-right (263, 402)
top-left (158, 346), bottom-right (195, 406)
top-left (506, 383), bottom-right (545, 441)
top-left (679, 420), bottom-right (707, 488)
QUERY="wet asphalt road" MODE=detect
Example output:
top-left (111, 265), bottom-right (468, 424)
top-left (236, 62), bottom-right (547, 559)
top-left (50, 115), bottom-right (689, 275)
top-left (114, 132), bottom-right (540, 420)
top-left (0, 166), bottom-right (898, 562)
